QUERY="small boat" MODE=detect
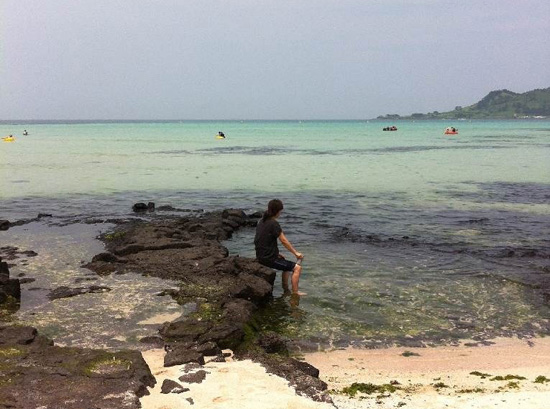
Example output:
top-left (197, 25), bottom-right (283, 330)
top-left (2, 136), bottom-right (15, 142)
top-left (383, 126), bottom-right (397, 131)
top-left (444, 127), bottom-right (458, 135)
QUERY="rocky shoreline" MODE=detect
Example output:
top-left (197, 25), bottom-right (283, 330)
top-left (0, 206), bottom-right (331, 407)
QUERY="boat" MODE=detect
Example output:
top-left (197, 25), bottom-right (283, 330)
top-left (2, 136), bottom-right (15, 142)
top-left (383, 126), bottom-right (397, 131)
top-left (444, 127), bottom-right (458, 135)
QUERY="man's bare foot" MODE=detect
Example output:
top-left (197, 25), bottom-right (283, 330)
top-left (292, 291), bottom-right (307, 296)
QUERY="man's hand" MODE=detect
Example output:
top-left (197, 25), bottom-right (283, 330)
top-left (295, 252), bottom-right (303, 259)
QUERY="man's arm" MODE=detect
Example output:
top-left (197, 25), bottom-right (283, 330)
top-left (279, 232), bottom-right (303, 259)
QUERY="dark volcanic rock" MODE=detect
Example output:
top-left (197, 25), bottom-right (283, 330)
top-left (48, 285), bottom-right (111, 300)
top-left (91, 252), bottom-right (128, 263)
top-left (0, 257), bottom-right (21, 306)
top-left (179, 370), bottom-right (208, 384)
top-left (164, 349), bottom-right (205, 367)
top-left (0, 220), bottom-right (9, 231)
top-left (237, 351), bottom-right (330, 402)
top-left (0, 326), bottom-right (155, 409)
top-left (132, 202), bottom-right (148, 212)
top-left (161, 379), bottom-right (189, 394)
top-left (258, 332), bottom-right (289, 355)
top-left (139, 336), bottom-right (165, 348)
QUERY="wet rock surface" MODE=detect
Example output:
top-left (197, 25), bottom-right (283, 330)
top-left (0, 257), bottom-right (20, 307)
top-left (0, 325), bottom-right (155, 409)
top-left (47, 285), bottom-right (112, 300)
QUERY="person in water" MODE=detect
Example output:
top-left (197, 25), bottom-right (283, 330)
top-left (218, 131), bottom-right (225, 138)
top-left (23, 130), bottom-right (28, 135)
top-left (254, 199), bottom-right (305, 295)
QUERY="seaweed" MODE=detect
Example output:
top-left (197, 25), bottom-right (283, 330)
top-left (490, 374), bottom-right (526, 381)
top-left (340, 382), bottom-right (399, 397)
top-left (470, 371), bottom-right (492, 379)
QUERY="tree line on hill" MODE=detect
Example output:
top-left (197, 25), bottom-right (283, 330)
top-left (377, 87), bottom-right (550, 120)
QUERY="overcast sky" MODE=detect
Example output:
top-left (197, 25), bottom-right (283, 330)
top-left (1, 0), bottom-right (549, 120)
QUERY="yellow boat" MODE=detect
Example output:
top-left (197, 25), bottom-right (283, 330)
top-left (2, 136), bottom-right (15, 142)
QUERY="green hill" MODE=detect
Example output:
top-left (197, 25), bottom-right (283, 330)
top-left (377, 87), bottom-right (550, 120)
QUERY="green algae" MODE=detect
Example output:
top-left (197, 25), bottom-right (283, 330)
top-left (340, 382), bottom-right (399, 397)
top-left (470, 371), bottom-right (492, 379)
top-left (503, 381), bottom-right (520, 389)
top-left (490, 374), bottom-right (526, 381)
top-left (190, 302), bottom-right (223, 322)
top-left (534, 375), bottom-right (550, 384)
top-left (457, 388), bottom-right (485, 393)
top-left (401, 351), bottom-right (420, 357)
top-left (85, 354), bottom-right (132, 376)
top-left (104, 231), bottom-right (126, 241)
top-left (0, 347), bottom-right (24, 358)
top-left (433, 382), bottom-right (449, 389)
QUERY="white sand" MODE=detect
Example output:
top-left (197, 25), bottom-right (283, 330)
top-left (140, 349), bottom-right (332, 409)
top-left (140, 338), bottom-right (550, 409)
top-left (305, 337), bottom-right (550, 408)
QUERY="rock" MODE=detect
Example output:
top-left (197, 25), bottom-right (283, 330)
top-left (139, 336), bottom-right (165, 348)
top-left (0, 326), bottom-right (156, 408)
top-left (209, 354), bottom-right (226, 362)
top-left (147, 202), bottom-right (155, 211)
top-left (179, 370), bottom-right (207, 384)
top-left (195, 341), bottom-right (222, 356)
top-left (222, 209), bottom-right (246, 220)
top-left (199, 322), bottom-right (245, 350)
top-left (164, 349), bottom-right (205, 367)
top-left (233, 273), bottom-right (273, 303)
top-left (258, 332), bottom-right (289, 355)
top-left (0, 257), bottom-right (9, 279)
top-left (91, 252), bottom-right (127, 263)
top-left (0, 220), bottom-right (10, 231)
top-left (0, 325), bottom-right (38, 345)
top-left (19, 277), bottom-right (36, 284)
top-left (48, 285), bottom-right (111, 300)
top-left (0, 258), bottom-right (21, 306)
top-left (160, 319), bottom-right (212, 342)
top-left (157, 205), bottom-right (176, 211)
top-left (161, 379), bottom-right (188, 394)
top-left (132, 202), bottom-right (148, 212)
top-left (186, 397), bottom-right (195, 405)
top-left (181, 362), bottom-right (203, 373)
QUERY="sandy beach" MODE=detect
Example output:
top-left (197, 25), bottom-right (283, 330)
top-left (140, 337), bottom-right (550, 409)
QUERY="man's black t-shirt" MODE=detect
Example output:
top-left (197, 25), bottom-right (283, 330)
top-left (254, 218), bottom-right (282, 263)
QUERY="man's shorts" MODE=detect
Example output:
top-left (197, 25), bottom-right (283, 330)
top-left (260, 257), bottom-right (296, 272)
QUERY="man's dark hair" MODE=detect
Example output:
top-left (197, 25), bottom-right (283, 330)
top-left (262, 199), bottom-right (284, 221)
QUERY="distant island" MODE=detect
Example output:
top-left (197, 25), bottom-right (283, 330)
top-left (376, 87), bottom-right (550, 120)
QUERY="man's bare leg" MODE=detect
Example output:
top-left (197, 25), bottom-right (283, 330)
top-left (282, 271), bottom-right (291, 294)
top-left (291, 264), bottom-right (306, 295)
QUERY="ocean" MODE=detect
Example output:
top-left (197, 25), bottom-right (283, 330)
top-left (1, 120), bottom-right (549, 349)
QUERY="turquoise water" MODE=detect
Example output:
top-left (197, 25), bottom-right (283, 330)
top-left (1, 120), bottom-right (549, 347)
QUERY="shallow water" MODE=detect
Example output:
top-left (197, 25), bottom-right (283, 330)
top-left (1, 120), bottom-right (549, 348)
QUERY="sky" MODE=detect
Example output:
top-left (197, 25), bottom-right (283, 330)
top-left (1, 0), bottom-right (549, 120)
